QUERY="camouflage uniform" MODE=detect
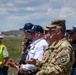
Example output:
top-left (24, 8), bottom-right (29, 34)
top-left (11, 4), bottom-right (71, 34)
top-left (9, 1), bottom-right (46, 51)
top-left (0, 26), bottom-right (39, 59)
top-left (36, 38), bottom-right (74, 75)
top-left (35, 20), bottom-right (74, 75)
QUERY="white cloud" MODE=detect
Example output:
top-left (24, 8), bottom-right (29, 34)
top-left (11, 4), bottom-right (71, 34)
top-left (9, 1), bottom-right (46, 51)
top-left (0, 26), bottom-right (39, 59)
top-left (25, 7), bottom-right (35, 11)
top-left (0, 0), bottom-right (76, 31)
top-left (59, 7), bottom-right (75, 18)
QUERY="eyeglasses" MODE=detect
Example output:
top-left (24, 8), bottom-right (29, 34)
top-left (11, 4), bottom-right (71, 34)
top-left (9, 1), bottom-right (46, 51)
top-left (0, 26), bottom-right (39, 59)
top-left (49, 29), bottom-right (57, 32)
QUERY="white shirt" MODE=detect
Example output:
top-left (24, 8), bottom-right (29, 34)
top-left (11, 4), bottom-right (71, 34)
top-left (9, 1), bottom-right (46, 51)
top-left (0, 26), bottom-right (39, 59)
top-left (22, 37), bottom-right (48, 71)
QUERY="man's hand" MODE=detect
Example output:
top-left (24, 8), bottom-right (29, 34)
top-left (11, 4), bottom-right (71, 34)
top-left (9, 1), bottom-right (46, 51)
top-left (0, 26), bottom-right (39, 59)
top-left (8, 59), bottom-right (20, 70)
top-left (19, 65), bottom-right (29, 74)
top-left (36, 72), bottom-right (40, 75)
top-left (25, 58), bottom-right (37, 65)
top-left (8, 59), bottom-right (16, 67)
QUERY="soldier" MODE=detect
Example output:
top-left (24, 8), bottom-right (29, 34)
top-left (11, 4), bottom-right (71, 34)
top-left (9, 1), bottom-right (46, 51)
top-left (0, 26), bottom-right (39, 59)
top-left (26, 20), bottom-right (74, 75)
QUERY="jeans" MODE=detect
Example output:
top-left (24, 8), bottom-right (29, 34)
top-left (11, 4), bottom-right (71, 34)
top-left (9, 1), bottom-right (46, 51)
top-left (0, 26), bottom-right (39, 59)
top-left (0, 66), bottom-right (8, 75)
top-left (71, 68), bottom-right (76, 75)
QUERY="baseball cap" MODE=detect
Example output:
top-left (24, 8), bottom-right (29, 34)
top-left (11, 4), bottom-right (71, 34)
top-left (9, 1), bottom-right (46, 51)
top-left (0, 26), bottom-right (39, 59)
top-left (21, 23), bottom-right (34, 32)
top-left (29, 25), bottom-right (44, 34)
top-left (0, 32), bottom-right (4, 39)
top-left (43, 27), bottom-right (49, 31)
top-left (66, 27), bottom-right (76, 34)
top-left (72, 27), bottom-right (76, 32)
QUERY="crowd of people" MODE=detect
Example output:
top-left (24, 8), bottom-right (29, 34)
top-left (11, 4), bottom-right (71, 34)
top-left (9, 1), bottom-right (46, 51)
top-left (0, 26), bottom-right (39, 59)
top-left (0, 19), bottom-right (76, 75)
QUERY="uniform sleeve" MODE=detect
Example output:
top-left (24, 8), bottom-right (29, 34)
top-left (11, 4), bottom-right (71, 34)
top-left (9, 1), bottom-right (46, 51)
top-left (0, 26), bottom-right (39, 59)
top-left (2, 46), bottom-right (9, 58)
top-left (38, 46), bottom-right (74, 75)
top-left (34, 44), bottom-right (48, 61)
top-left (35, 59), bottom-right (42, 67)
top-left (22, 64), bottom-right (37, 72)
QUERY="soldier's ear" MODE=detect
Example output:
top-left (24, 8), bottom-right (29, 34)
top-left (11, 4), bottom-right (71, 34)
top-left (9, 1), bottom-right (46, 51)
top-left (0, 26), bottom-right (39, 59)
top-left (56, 29), bottom-right (61, 35)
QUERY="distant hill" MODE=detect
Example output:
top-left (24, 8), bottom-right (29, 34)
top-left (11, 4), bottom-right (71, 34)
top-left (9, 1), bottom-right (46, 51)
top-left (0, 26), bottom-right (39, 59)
top-left (2, 30), bottom-right (25, 39)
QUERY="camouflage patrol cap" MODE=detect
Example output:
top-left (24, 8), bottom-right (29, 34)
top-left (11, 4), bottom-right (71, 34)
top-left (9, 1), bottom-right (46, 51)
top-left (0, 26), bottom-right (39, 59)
top-left (51, 19), bottom-right (66, 30)
top-left (43, 27), bottom-right (49, 31)
top-left (46, 24), bottom-right (56, 28)
top-left (44, 24), bottom-right (56, 31)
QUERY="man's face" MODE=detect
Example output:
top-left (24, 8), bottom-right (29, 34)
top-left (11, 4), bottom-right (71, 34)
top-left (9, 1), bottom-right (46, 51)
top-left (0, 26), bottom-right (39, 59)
top-left (71, 33), bottom-right (76, 40)
top-left (31, 32), bottom-right (42, 41)
top-left (24, 32), bottom-right (32, 39)
top-left (44, 31), bottom-right (50, 42)
top-left (48, 29), bottom-right (57, 43)
top-left (0, 38), bottom-right (3, 42)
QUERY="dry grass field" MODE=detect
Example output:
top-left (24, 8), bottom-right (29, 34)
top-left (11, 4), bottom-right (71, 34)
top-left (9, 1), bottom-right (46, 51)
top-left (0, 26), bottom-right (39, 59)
top-left (3, 37), bottom-right (23, 75)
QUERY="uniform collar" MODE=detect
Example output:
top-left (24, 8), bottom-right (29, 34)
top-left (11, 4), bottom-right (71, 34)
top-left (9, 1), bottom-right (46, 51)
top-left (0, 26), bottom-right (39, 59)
top-left (30, 37), bottom-right (44, 46)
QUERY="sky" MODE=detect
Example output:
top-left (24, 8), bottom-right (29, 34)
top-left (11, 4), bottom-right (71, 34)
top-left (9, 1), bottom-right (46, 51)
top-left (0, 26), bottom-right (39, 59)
top-left (0, 0), bottom-right (76, 31)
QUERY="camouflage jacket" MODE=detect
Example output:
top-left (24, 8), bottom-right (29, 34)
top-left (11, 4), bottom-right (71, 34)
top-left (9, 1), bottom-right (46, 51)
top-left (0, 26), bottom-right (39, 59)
top-left (36, 38), bottom-right (74, 75)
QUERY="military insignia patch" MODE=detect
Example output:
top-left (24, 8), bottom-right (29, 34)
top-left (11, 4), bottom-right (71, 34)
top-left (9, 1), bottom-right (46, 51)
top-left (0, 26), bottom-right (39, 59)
top-left (61, 57), bottom-right (67, 63)
top-left (60, 53), bottom-right (70, 65)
